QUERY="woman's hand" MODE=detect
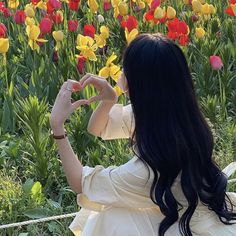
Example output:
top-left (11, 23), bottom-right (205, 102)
top-left (50, 79), bottom-right (88, 128)
top-left (80, 73), bottom-right (118, 104)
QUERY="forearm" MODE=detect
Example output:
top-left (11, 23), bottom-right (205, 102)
top-left (87, 100), bottom-right (117, 136)
top-left (51, 125), bottom-right (83, 194)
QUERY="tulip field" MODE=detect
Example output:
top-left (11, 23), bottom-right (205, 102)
top-left (0, 0), bottom-right (236, 234)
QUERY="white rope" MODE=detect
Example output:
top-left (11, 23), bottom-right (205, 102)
top-left (0, 212), bottom-right (77, 230)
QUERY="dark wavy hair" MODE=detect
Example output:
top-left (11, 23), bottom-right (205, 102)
top-left (122, 33), bottom-right (236, 236)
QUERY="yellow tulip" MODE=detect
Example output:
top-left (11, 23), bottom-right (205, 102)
top-left (26, 25), bottom-right (48, 52)
top-left (118, 2), bottom-right (128, 16)
top-left (167, 6), bottom-right (176, 19)
top-left (88, 0), bottom-right (98, 13)
top-left (25, 5), bottom-right (35, 17)
top-left (192, 0), bottom-right (202, 13)
top-left (94, 26), bottom-right (109, 48)
top-left (99, 53), bottom-right (121, 81)
top-left (76, 34), bottom-right (97, 61)
top-left (36, 0), bottom-right (47, 11)
top-left (154, 7), bottom-right (165, 20)
top-left (199, 0), bottom-right (205, 3)
top-left (195, 27), bottom-right (205, 39)
top-left (27, 25), bottom-right (40, 40)
top-left (0, 38), bottom-right (9, 54)
top-left (100, 26), bottom-right (109, 39)
top-left (53, 31), bottom-right (64, 42)
top-left (201, 3), bottom-right (210, 14)
top-left (8, 0), bottom-right (19, 9)
top-left (209, 4), bottom-right (216, 14)
top-left (25, 17), bottom-right (35, 26)
top-left (114, 84), bottom-right (123, 96)
top-left (125, 28), bottom-right (138, 44)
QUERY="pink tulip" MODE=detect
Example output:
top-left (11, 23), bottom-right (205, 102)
top-left (210, 56), bottom-right (223, 70)
top-left (14, 10), bottom-right (26, 24)
top-left (68, 20), bottom-right (78, 32)
top-left (40, 17), bottom-right (53, 34)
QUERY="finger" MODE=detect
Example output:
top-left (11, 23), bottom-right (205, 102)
top-left (71, 99), bottom-right (89, 111)
top-left (87, 95), bottom-right (103, 104)
top-left (67, 79), bottom-right (82, 92)
top-left (81, 77), bottom-right (106, 90)
top-left (79, 73), bottom-right (93, 85)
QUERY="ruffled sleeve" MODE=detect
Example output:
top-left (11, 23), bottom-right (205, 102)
top-left (100, 103), bottom-right (134, 140)
top-left (77, 156), bottom-right (155, 210)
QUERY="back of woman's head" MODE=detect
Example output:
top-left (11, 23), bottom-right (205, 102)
top-left (122, 33), bottom-right (236, 236)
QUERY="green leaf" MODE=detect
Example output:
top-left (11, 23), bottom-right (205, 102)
top-left (23, 208), bottom-right (47, 219)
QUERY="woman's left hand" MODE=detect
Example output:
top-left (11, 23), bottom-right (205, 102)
top-left (50, 79), bottom-right (88, 128)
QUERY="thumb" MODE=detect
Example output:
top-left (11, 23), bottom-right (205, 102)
top-left (71, 99), bottom-right (89, 111)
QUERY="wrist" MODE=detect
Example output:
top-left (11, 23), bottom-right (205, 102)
top-left (50, 123), bottom-right (65, 135)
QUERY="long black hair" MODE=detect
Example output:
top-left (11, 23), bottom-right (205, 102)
top-left (122, 33), bottom-right (236, 236)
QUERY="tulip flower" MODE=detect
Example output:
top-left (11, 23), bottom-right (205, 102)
top-left (195, 27), bottom-right (205, 39)
top-left (68, 20), bottom-right (78, 32)
top-left (0, 38), bottom-right (9, 53)
top-left (113, 84), bottom-right (123, 96)
top-left (69, 0), bottom-right (80, 11)
top-left (76, 34), bottom-right (97, 61)
top-left (95, 25), bottom-right (109, 48)
top-left (0, 23), bottom-right (7, 38)
top-left (121, 15), bottom-right (138, 32)
top-left (14, 10), bottom-right (26, 24)
top-left (99, 52), bottom-right (122, 81)
top-left (97, 14), bottom-right (105, 23)
top-left (111, 0), bottom-right (124, 18)
top-left (2, 8), bottom-right (11, 18)
top-left (154, 6), bottom-right (165, 20)
top-left (192, 0), bottom-right (202, 13)
top-left (210, 55), bottom-right (223, 70)
top-left (25, 5), bottom-right (35, 18)
top-left (26, 25), bottom-right (48, 52)
top-left (225, 3), bottom-right (236, 16)
top-left (52, 10), bottom-right (63, 24)
top-left (76, 54), bottom-right (87, 74)
top-left (125, 28), bottom-right (138, 44)
top-left (150, 0), bottom-right (160, 10)
top-left (103, 0), bottom-right (112, 11)
top-left (25, 17), bottom-right (35, 26)
top-left (52, 30), bottom-right (64, 50)
top-left (39, 17), bottom-right (53, 35)
top-left (83, 24), bottom-right (96, 38)
top-left (88, 0), bottom-right (98, 13)
top-left (167, 6), bottom-right (176, 19)
top-left (118, 2), bottom-right (128, 16)
top-left (8, 0), bottom-right (19, 9)
top-left (0, 37), bottom-right (9, 65)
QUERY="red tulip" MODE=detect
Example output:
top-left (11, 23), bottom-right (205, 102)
top-left (14, 10), bottom-right (26, 24)
top-left (225, 6), bottom-right (236, 16)
top-left (68, 20), bottom-right (78, 32)
top-left (51, 11), bottom-right (63, 24)
top-left (121, 15), bottom-right (138, 32)
top-left (0, 23), bottom-right (7, 38)
top-left (83, 24), bottom-right (95, 38)
top-left (2, 8), bottom-right (11, 18)
top-left (103, 1), bottom-right (112, 11)
top-left (77, 55), bottom-right (86, 74)
top-left (49, 0), bottom-right (61, 10)
top-left (210, 56), bottom-right (223, 70)
top-left (40, 17), bottom-right (53, 34)
top-left (229, 0), bottom-right (236, 3)
top-left (179, 35), bottom-right (189, 46)
top-left (0, 1), bottom-right (5, 9)
top-left (69, 0), bottom-right (80, 11)
top-left (31, 0), bottom-right (41, 5)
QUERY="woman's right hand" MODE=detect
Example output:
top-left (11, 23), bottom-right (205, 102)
top-left (80, 73), bottom-right (118, 104)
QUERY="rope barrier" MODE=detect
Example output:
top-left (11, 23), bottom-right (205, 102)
top-left (0, 212), bottom-right (77, 230)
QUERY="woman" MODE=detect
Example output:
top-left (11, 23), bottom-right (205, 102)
top-left (50, 33), bottom-right (236, 236)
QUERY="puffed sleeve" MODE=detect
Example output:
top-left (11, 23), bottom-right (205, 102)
top-left (100, 103), bottom-right (135, 140)
top-left (76, 156), bottom-right (156, 211)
